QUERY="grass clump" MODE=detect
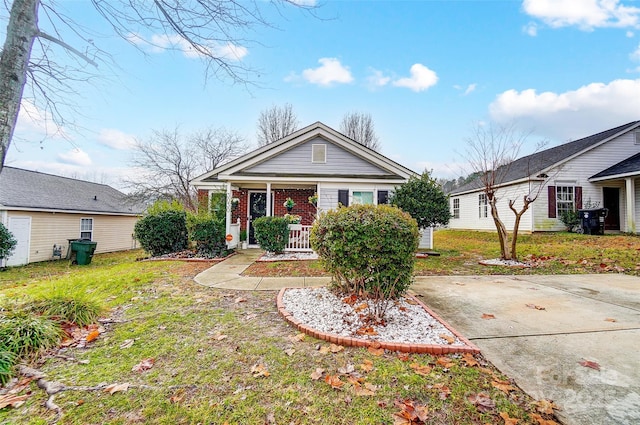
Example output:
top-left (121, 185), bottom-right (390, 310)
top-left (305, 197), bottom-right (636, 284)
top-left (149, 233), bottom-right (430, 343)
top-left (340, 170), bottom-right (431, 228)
top-left (0, 349), bottom-right (16, 385)
top-left (0, 311), bottom-right (62, 359)
top-left (27, 295), bottom-right (102, 327)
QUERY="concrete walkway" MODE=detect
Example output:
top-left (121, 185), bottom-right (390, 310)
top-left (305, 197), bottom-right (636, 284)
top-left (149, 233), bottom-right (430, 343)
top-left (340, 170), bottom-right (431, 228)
top-left (194, 251), bottom-right (640, 425)
top-left (194, 249), bottom-right (331, 290)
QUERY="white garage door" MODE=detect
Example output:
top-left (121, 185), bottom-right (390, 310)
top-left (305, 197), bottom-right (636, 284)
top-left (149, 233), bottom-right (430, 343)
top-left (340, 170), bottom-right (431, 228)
top-left (6, 216), bottom-right (31, 266)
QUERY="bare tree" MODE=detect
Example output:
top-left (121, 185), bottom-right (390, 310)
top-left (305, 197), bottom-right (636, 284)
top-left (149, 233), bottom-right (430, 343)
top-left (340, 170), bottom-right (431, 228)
top-left (125, 126), bottom-right (247, 210)
top-left (0, 0), bottom-right (313, 173)
top-left (465, 122), bottom-right (548, 261)
top-left (339, 112), bottom-right (381, 151)
top-left (256, 103), bottom-right (299, 146)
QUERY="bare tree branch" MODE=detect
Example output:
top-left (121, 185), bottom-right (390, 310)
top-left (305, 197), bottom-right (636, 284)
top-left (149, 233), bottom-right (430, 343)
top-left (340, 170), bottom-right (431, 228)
top-left (256, 103), bottom-right (299, 146)
top-left (339, 111), bottom-right (381, 151)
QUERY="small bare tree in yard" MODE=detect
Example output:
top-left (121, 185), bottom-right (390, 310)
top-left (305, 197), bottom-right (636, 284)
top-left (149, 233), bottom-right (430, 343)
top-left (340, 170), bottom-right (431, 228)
top-left (339, 112), bottom-right (381, 151)
top-left (465, 122), bottom-right (548, 261)
top-left (256, 103), bottom-right (299, 146)
top-left (126, 127), bottom-right (247, 211)
top-left (0, 0), bottom-right (313, 173)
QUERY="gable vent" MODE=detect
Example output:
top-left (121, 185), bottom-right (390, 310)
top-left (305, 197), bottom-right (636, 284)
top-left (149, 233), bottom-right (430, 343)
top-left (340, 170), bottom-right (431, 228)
top-left (312, 144), bottom-right (327, 163)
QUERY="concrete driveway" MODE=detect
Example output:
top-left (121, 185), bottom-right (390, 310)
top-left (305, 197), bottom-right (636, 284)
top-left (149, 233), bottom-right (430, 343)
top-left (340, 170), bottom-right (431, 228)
top-left (411, 274), bottom-right (640, 425)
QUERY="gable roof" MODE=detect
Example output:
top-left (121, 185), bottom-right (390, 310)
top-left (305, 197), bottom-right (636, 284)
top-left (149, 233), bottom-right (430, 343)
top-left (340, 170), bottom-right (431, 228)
top-left (0, 167), bottom-right (141, 215)
top-left (590, 151), bottom-right (640, 181)
top-left (192, 121), bottom-right (416, 184)
top-left (451, 120), bottom-right (640, 195)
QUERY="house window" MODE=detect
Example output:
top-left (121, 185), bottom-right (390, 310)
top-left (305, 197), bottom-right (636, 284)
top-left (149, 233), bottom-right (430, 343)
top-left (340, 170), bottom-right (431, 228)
top-left (377, 190), bottom-right (389, 205)
top-left (353, 191), bottom-right (374, 205)
top-left (452, 198), bottom-right (460, 219)
top-left (312, 144), bottom-right (326, 163)
top-left (338, 189), bottom-right (349, 207)
top-left (635, 130), bottom-right (640, 145)
top-left (556, 186), bottom-right (575, 216)
top-left (478, 194), bottom-right (488, 218)
top-left (80, 218), bottom-right (93, 240)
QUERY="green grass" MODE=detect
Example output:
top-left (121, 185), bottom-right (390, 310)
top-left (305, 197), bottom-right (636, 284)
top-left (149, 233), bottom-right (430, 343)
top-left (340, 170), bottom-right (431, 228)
top-left (26, 295), bottom-right (103, 327)
top-left (0, 249), bottom-right (555, 424)
top-left (0, 349), bottom-right (16, 385)
top-left (0, 312), bottom-right (62, 359)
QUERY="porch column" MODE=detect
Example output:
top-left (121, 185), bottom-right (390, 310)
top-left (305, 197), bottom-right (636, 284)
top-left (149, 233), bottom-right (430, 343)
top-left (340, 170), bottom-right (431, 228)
top-left (225, 182), bottom-right (232, 241)
top-left (625, 177), bottom-right (636, 233)
top-left (266, 182), bottom-right (272, 217)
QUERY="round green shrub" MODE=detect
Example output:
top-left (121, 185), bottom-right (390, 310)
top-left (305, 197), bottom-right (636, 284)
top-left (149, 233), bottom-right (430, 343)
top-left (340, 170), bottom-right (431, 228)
top-left (187, 214), bottom-right (229, 258)
top-left (390, 171), bottom-right (451, 228)
top-left (310, 204), bottom-right (419, 298)
top-left (0, 223), bottom-right (17, 261)
top-left (252, 216), bottom-right (290, 254)
top-left (134, 209), bottom-right (188, 256)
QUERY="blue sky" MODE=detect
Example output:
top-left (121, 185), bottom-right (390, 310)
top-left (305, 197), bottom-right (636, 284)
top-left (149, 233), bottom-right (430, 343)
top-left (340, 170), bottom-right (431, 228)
top-left (4, 0), bottom-right (640, 190)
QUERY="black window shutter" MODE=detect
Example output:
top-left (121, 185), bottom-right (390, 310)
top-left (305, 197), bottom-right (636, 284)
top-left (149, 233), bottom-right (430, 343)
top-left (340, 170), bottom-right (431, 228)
top-left (548, 186), bottom-right (556, 218)
top-left (338, 190), bottom-right (349, 207)
top-left (575, 186), bottom-right (583, 210)
top-left (377, 190), bottom-right (389, 205)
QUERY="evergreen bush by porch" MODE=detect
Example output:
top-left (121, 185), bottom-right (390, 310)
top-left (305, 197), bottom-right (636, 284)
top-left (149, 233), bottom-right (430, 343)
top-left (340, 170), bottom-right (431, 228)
top-left (187, 214), bottom-right (228, 257)
top-left (0, 223), bottom-right (17, 262)
top-left (310, 204), bottom-right (419, 299)
top-left (253, 216), bottom-right (290, 253)
top-left (134, 202), bottom-right (188, 256)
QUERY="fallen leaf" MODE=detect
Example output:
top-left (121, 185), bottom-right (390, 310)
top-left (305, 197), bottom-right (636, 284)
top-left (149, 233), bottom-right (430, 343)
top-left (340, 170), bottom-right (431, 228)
top-left (393, 399), bottom-right (429, 424)
top-left (367, 346), bottom-right (384, 356)
top-left (461, 353), bottom-right (479, 367)
top-left (526, 304), bottom-right (546, 311)
top-left (211, 332), bottom-right (228, 341)
top-left (0, 394), bottom-right (30, 409)
top-left (354, 382), bottom-right (377, 396)
top-left (534, 399), bottom-right (559, 415)
top-left (492, 379), bottom-right (517, 394)
top-left (265, 412), bottom-right (276, 424)
top-left (404, 298), bottom-right (419, 305)
top-left (288, 333), bottom-right (305, 342)
top-left (578, 360), bottom-right (601, 371)
top-left (132, 358), bottom-right (155, 372)
top-left (468, 392), bottom-right (496, 413)
top-left (410, 362), bottom-right (432, 376)
top-left (346, 376), bottom-right (364, 386)
top-left (531, 413), bottom-right (560, 425)
top-left (354, 302), bottom-right (368, 312)
top-left (104, 382), bottom-right (130, 395)
top-left (338, 363), bottom-right (355, 375)
top-left (330, 343), bottom-right (344, 353)
top-left (604, 318), bottom-right (617, 322)
top-left (251, 363), bottom-right (270, 378)
top-left (119, 339), bottom-right (134, 349)
top-left (318, 345), bottom-right (330, 354)
top-left (342, 294), bottom-right (358, 305)
top-left (284, 348), bottom-right (296, 356)
top-left (482, 313), bottom-right (496, 319)
top-left (360, 359), bottom-right (374, 372)
top-left (169, 389), bottom-right (185, 403)
top-left (436, 356), bottom-right (454, 369)
top-left (86, 329), bottom-right (100, 342)
top-left (310, 368), bottom-right (324, 380)
top-left (396, 352), bottom-right (410, 362)
top-left (356, 326), bottom-right (378, 336)
top-left (324, 374), bottom-right (344, 390)
top-left (499, 411), bottom-right (519, 425)
top-left (234, 297), bottom-right (247, 303)
top-left (430, 383), bottom-right (451, 400)
top-left (439, 333), bottom-right (455, 344)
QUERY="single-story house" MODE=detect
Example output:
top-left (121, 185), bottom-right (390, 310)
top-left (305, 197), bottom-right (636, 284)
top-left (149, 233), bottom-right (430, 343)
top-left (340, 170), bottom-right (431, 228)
top-left (192, 121), bottom-right (421, 249)
top-left (448, 120), bottom-right (640, 234)
top-left (0, 167), bottom-right (142, 266)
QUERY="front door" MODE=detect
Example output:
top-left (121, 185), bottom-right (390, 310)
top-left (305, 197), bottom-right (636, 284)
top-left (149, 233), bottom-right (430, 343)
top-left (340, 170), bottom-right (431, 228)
top-left (6, 216), bottom-right (31, 266)
top-left (248, 192), bottom-right (273, 245)
top-left (603, 187), bottom-right (620, 231)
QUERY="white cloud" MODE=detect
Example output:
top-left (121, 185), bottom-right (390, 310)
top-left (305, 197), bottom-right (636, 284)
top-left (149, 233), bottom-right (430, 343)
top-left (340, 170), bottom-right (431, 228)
top-left (289, 0), bottom-right (317, 5)
top-left (16, 100), bottom-right (66, 138)
top-left (97, 128), bottom-right (137, 150)
top-left (366, 69), bottom-right (391, 89)
top-left (523, 22), bottom-right (539, 36)
top-left (631, 43), bottom-right (640, 61)
top-left (489, 78), bottom-right (640, 140)
top-left (301, 58), bottom-right (353, 86)
top-left (57, 148), bottom-right (92, 166)
top-left (464, 83), bottom-right (477, 95)
top-left (523, 0), bottom-right (640, 30)
top-left (627, 30), bottom-right (635, 37)
top-left (127, 33), bottom-right (247, 61)
top-left (392, 64), bottom-right (438, 92)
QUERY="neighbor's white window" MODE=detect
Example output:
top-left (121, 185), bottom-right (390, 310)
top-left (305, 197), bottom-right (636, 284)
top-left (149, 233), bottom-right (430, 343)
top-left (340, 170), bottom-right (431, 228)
top-left (635, 130), bottom-right (640, 145)
top-left (478, 194), bottom-right (488, 218)
top-left (311, 144), bottom-right (327, 163)
top-left (352, 191), bottom-right (374, 205)
top-left (80, 218), bottom-right (93, 240)
top-left (452, 198), bottom-right (460, 219)
top-left (556, 186), bottom-right (575, 216)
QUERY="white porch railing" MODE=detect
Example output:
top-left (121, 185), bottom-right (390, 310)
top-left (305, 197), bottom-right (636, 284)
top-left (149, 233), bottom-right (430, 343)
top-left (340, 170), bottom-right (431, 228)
top-left (285, 225), bottom-right (313, 252)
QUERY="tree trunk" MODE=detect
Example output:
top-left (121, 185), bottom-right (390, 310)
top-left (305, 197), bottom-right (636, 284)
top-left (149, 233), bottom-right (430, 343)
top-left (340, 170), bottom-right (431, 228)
top-left (509, 196), bottom-right (533, 261)
top-left (0, 0), bottom-right (39, 173)
top-left (489, 196), bottom-right (511, 260)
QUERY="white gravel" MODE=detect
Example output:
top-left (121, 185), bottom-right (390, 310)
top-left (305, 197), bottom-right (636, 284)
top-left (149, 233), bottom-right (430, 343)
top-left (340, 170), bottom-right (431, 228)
top-left (281, 287), bottom-right (464, 346)
top-left (259, 252), bottom-right (319, 261)
top-left (479, 258), bottom-right (531, 267)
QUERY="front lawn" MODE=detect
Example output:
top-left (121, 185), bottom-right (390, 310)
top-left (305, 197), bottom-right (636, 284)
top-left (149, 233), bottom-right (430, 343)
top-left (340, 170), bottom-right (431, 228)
top-left (0, 250), bottom-right (558, 424)
top-left (243, 230), bottom-right (640, 277)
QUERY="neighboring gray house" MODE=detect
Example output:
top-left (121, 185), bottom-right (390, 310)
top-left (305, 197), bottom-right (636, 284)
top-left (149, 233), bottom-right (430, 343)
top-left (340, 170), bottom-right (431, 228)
top-left (448, 121), bottom-right (640, 234)
top-left (0, 167), bottom-right (141, 266)
top-left (192, 122), bottom-right (420, 249)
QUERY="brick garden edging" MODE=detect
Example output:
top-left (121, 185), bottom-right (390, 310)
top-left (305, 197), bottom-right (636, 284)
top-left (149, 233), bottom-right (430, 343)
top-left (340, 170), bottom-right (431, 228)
top-left (276, 287), bottom-right (480, 355)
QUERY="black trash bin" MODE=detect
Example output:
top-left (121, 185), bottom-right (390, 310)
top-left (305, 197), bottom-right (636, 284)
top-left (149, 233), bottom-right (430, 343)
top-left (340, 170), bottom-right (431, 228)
top-left (578, 208), bottom-right (608, 235)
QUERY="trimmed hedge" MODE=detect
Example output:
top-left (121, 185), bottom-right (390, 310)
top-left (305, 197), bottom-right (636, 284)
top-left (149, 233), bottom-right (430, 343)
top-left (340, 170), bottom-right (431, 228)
top-left (187, 214), bottom-right (228, 258)
top-left (390, 171), bottom-right (451, 228)
top-left (134, 209), bottom-right (188, 256)
top-left (310, 204), bottom-right (419, 298)
top-left (253, 216), bottom-right (290, 254)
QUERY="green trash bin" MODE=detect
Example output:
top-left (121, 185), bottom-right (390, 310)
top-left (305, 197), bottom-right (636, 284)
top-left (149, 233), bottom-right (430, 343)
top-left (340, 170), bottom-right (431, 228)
top-left (70, 240), bottom-right (98, 265)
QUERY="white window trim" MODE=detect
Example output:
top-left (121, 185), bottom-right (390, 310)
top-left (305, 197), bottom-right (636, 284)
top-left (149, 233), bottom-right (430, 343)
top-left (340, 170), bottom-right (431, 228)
top-left (452, 198), bottom-right (460, 219)
top-left (351, 190), bottom-right (375, 205)
top-left (80, 217), bottom-right (94, 241)
top-left (478, 194), bottom-right (488, 218)
top-left (311, 144), bottom-right (327, 163)
top-left (635, 129), bottom-right (640, 145)
top-left (556, 185), bottom-right (575, 217)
